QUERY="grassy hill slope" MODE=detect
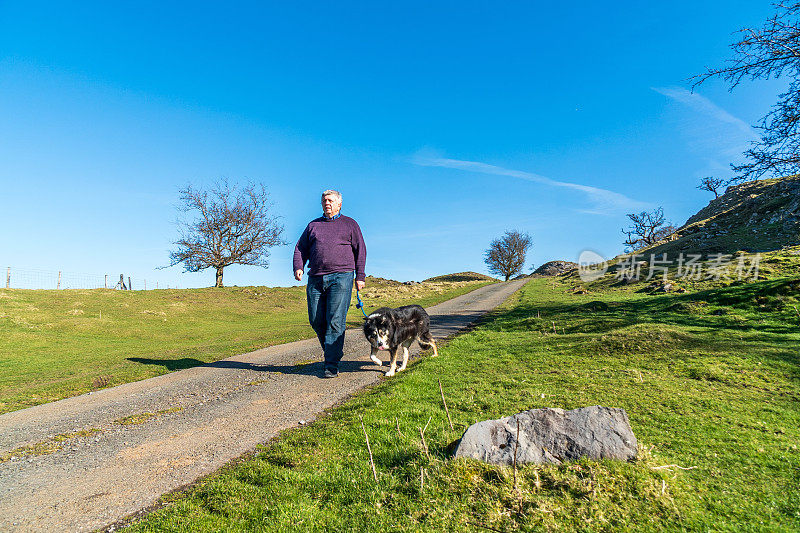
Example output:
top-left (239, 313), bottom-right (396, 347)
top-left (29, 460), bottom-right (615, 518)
top-left (644, 175), bottom-right (800, 256)
top-left (125, 266), bottom-right (799, 531)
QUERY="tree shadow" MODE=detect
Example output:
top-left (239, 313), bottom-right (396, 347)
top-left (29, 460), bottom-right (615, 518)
top-left (486, 278), bottom-right (800, 377)
top-left (429, 311), bottom-right (493, 336)
top-left (127, 357), bottom-right (205, 371)
top-left (501, 279), bottom-right (800, 337)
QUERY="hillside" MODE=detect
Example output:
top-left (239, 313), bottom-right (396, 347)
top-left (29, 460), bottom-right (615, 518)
top-left (643, 175), bottom-right (800, 256)
top-left (423, 272), bottom-right (497, 282)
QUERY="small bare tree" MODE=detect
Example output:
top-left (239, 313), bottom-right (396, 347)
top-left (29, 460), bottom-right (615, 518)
top-left (484, 230), bottom-right (532, 281)
top-left (168, 180), bottom-right (286, 287)
top-left (693, 2), bottom-right (800, 182)
top-left (622, 207), bottom-right (676, 251)
top-left (697, 176), bottom-right (726, 198)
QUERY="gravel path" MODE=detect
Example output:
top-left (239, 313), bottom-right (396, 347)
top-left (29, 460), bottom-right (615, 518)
top-left (0, 279), bottom-right (528, 532)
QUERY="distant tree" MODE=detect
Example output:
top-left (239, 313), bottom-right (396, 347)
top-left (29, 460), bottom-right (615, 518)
top-left (697, 176), bottom-right (726, 198)
top-left (168, 180), bottom-right (286, 287)
top-left (621, 207), bottom-right (676, 251)
top-left (484, 230), bottom-right (532, 281)
top-left (693, 2), bottom-right (800, 182)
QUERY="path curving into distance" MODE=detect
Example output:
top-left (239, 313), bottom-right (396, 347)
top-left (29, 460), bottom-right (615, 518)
top-left (0, 278), bottom-right (528, 532)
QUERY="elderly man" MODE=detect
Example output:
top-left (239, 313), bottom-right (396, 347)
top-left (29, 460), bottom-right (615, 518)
top-left (293, 190), bottom-right (367, 378)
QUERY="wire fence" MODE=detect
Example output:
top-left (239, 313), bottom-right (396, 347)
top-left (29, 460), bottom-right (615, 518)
top-left (1, 266), bottom-right (174, 290)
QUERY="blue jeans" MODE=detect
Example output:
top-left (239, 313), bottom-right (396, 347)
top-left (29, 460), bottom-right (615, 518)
top-left (306, 271), bottom-right (354, 372)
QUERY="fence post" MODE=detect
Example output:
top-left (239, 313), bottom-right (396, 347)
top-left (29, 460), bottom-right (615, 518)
top-left (57, 271), bottom-right (62, 290)
top-left (144, 279), bottom-right (147, 291)
top-left (128, 276), bottom-right (132, 291)
top-left (104, 274), bottom-right (108, 289)
top-left (5, 267), bottom-right (9, 289)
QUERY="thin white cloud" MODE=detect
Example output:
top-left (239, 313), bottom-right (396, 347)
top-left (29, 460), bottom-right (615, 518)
top-left (413, 154), bottom-right (650, 215)
top-left (653, 86), bottom-right (758, 177)
top-left (652, 86), bottom-right (755, 137)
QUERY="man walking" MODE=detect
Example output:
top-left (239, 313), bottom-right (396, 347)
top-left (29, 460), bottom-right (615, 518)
top-left (293, 190), bottom-right (366, 378)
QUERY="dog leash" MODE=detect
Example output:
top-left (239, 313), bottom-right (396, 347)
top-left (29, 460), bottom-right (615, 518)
top-left (355, 289), bottom-right (369, 318)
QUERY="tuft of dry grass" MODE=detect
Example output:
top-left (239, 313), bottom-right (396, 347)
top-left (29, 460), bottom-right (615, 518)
top-left (114, 407), bottom-right (185, 426)
top-left (92, 375), bottom-right (112, 389)
top-left (0, 428), bottom-right (102, 463)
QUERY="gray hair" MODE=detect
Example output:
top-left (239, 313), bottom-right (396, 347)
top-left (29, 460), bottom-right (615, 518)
top-left (321, 190), bottom-right (342, 203)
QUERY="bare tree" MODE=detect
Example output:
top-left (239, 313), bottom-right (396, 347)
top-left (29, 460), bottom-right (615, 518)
top-left (621, 207), bottom-right (676, 251)
top-left (697, 176), bottom-right (726, 198)
top-left (654, 223), bottom-right (679, 242)
top-left (693, 2), bottom-right (800, 182)
top-left (484, 230), bottom-right (532, 281)
top-left (168, 180), bottom-right (286, 287)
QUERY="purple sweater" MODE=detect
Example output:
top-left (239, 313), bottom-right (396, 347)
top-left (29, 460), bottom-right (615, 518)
top-left (293, 215), bottom-right (367, 281)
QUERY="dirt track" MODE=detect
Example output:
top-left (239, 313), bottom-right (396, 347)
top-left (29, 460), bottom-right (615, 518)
top-left (0, 279), bottom-right (528, 532)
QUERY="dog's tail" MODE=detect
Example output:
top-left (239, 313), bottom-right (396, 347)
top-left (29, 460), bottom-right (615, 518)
top-left (418, 333), bottom-right (438, 357)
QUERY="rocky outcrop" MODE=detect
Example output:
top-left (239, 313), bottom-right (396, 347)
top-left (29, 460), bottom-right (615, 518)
top-left (646, 175), bottom-right (800, 255)
top-left (686, 176), bottom-right (800, 226)
top-left (453, 406), bottom-right (637, 465)
top-left (532, 261), bottom-right (578, 276)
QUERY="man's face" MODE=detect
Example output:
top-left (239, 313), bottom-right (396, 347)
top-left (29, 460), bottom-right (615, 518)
top-left (322, 194), bottom-right (342, 217)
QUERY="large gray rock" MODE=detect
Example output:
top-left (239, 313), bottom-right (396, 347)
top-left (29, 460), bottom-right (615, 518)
top-left (453, 406), bottom-right (637, 465)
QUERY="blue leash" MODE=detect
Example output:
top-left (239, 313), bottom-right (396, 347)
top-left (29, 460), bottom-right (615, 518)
top-left (355, 289), bottom-right (369, 319)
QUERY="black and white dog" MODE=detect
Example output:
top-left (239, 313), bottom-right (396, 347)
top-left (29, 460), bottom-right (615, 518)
top-left (362, 305), bottom-right (438, 377)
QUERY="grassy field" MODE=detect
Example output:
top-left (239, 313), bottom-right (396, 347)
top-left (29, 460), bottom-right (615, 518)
top-left (0, 276), bottom-right (492, 414)
top-left (125, 261), bottom-right (799, 531)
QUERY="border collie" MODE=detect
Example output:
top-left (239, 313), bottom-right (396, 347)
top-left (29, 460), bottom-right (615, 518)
top-left (362, 305), bottom-right (438, 377)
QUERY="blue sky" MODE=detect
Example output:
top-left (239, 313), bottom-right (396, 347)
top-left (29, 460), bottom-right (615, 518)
top-left (0, 2), bottom-right (784, 287)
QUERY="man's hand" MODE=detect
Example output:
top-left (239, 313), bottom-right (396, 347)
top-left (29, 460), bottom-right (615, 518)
top-left (355, 280), bottom-right (365, 291)
top-left (294, 269), bottom-right (303, 281)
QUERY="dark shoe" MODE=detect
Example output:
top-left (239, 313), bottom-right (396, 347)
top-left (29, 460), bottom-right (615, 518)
top-left (323, 369), bottom-right (339, 378)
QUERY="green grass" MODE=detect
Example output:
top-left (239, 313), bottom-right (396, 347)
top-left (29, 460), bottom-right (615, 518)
top-left (125, 275), bottom-right (800, 532)
top-left (0, 276), bottom-right (491, 414)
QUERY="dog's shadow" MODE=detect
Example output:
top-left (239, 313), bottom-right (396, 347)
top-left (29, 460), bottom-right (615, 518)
top-left (245, 358), bottom-right (385, 377)
top-left (127, 356), bottom-right (384, 378)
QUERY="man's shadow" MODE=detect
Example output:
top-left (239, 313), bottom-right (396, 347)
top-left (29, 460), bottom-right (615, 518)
top-left (127, 356), bottom-right (383, 377)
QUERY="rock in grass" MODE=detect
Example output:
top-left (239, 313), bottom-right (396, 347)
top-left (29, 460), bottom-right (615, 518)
top-left (453, 406), bottom-right (637, 465)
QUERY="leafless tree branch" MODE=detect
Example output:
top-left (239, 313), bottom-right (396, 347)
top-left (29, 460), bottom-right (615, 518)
top-left (693, 2), bottom-right (800, 182)
top-left (167, 179), bottom-right (286, 287)
top-left (697, 176), bottom-right (726, 198)
top-left (621, 207), bottom-right (676, 251)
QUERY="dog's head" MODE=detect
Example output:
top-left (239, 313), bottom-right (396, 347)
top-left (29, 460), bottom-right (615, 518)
top-left (363, 312), bottom-right (392, 350)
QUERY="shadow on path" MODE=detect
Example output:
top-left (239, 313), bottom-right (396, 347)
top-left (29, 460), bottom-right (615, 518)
top-left (430, 311), bottom-right (490, 331)
top-left (126, 356), bottom-right (384, 378)
top-left (124, 305), bottom-right (496, 378)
